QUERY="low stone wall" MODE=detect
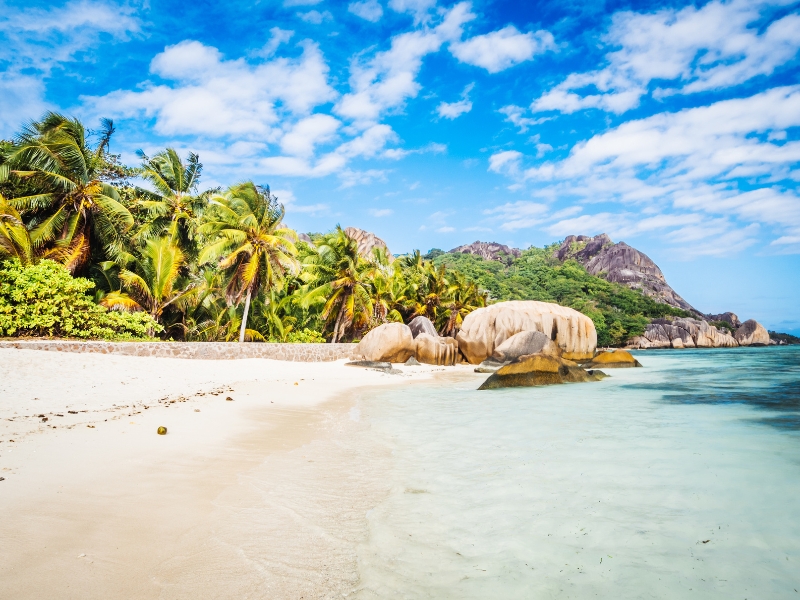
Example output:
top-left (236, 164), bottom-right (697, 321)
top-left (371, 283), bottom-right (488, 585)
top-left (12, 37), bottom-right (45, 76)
top-left (0, 340), bottom-right (355, 362)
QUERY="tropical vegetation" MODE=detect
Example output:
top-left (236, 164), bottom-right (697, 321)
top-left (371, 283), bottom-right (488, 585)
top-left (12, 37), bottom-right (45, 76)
top-left (1, 112), bottom-right (699, 346)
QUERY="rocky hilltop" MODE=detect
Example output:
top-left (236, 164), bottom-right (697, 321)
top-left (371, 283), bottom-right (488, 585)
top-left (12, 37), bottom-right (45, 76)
top-left (343, 227), bottom-right (393, 262)
top-left (555, 234), bottom-right (697, 313)
top-left (450, 241), bottom-right (521, 261)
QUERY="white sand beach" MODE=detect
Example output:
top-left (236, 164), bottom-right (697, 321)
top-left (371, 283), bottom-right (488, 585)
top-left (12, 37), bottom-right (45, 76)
top-left (0, 349), bottom-right (475, 599)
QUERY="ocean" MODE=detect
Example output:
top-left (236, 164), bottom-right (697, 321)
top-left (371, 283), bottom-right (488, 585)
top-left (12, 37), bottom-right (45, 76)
top-left (352, 346), bottom-right (800, 598)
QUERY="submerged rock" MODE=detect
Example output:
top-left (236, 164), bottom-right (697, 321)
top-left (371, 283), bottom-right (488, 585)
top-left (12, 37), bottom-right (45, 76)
top-left (584, 350), bottom-right (642, 368)
top-left (346, 360), bottom-right (393, 370)
top-left (353, 323), bottom-right (415, 363)
top-left (474, 358), bottom-right (508, 373)
top-left (457, 301), bottom-right (597, 364)
top-left (478, 353), bottom-right (606, 390)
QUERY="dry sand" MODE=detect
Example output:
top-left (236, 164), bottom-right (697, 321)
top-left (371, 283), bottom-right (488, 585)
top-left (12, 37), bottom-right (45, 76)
top-left (0, 349), bottom-right (473, 599)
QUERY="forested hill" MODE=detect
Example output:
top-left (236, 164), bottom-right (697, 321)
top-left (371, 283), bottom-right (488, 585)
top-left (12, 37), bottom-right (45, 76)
top-left (428, 245), bottom-right (691, 347)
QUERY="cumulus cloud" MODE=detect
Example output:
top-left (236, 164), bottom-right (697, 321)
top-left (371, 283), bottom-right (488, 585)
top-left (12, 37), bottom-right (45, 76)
top-left (349, 0), bottom-right (383, 22)
top-left (84, 40), bottom-right (337, 138)
top-left (498, 105), bottom-right (550, 133)
top-left (388, 0), bottom-right (436, 24)
top-left (279, 114), bottom-right (341, 157)
top-left (488, 150), bottom-right (523, 176)
top-left (297, 10), bottom-right (333, 24)
top-left (531, 0), bottom-right (800, 115)
top-left (437, 83), bottom-right (474, 119)
top-left (450, 26), bottom-right (554, 73)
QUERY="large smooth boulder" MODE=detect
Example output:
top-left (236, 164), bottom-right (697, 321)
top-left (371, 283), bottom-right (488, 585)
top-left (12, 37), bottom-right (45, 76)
top-left (584, 350), bottom-right (642, 368)
top-left (353, 323), bottom-right (415, 363)
top-left (414, 333), bottom-right (459, 366)
top-left (456, 301), bottom-right (597, 364)
top-left (408, 316), bottom-right (438, 339)
top-left (491, 330), bottom-right (561, 362)
top-left (478, 353), bottom-right (604, 390)
top-left (735, 319), bottom-right (770, 346)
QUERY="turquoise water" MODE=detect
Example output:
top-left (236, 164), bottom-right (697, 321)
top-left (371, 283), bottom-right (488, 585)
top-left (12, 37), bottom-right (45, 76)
top-left (354, 347), bottom-right (800, 599)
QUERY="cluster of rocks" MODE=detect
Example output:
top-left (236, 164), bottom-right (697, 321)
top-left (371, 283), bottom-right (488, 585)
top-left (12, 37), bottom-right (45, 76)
top-left (628, 317), bottom-right (770, 349)
top-left (343, 227), bottom-right (394, 262)
top-left (349, 300), bottom-right (638, 390)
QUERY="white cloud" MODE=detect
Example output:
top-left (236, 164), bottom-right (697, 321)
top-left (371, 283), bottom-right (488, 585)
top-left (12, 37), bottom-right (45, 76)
top-left (437, 83), bottom-right (474, 119)
top-left (84, 40), bottom-right (336, 138)
top-left (0, 0), bottom-right (141, 134)
top-left (437, 226), bottom-right (456, 233)
top-left (388, 0), bottom-right (436, 24)
top-left (335, 2), bottom-right (475, 125)
top-left (338, 169), bottom-right (389, 188)
top-left (298, 10), bottom-right (333, 24)
top-left (488, 150), bottom-right (523, 176)
top-left (270, 189), bottom-right (297, 205)
top-left (493, 86), bottom-right (800, 252)
top-left (532, 0), bottom-right (800, 115)
top-left (284, 0), bottom-right (322, 5)
top-left (288, 203), bottom-right (330, 216)
top-left (450, 26), bottom-right (554, 73)
top-left (280, 114), bottom-right (341, 157)
top-left (349, 0), bottom-right (383, 22)
top-left (498, 105), bottom-right (550, 133)
top-left (484, 201), bottom-right (549, 231)
top-left (369, 208), bottom-right (394, 217)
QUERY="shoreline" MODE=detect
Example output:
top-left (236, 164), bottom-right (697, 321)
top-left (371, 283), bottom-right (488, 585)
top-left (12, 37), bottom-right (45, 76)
top-left (0, 348), bottom-right (477, 599)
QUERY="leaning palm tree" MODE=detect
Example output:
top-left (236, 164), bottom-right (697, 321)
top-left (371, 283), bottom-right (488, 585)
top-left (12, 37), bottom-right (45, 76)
top-left (198, 182), bottom-right (298, 342)
top-left (0, 193), bottom-right (33, 264)
top-left (100, 236), bottom-right (194, 333)
top-left (2, 113), bottom-right (133, 272)
top-left (301, 227), bottom-right (374, 342)
top-left (134, 148), bottom-right (204, 253)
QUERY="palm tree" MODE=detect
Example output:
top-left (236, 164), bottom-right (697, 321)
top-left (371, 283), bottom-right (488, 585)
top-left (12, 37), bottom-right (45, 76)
top-left (134, 148), bottom-right (204, 252)
top-left (0, 193), bottom-right (33, 265)
top-left (301, 227), bottom-right (374, 342)
top-left (2, 113), bottom-right (133, 272)
top-left (439, 271), bottom-right (487, 337)
top-left (198, 182), bottom-right (298, 342)
top-left (100, 237), bottom-right (194, 333)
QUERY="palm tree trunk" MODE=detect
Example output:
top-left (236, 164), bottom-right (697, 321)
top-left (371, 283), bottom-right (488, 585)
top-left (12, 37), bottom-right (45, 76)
top-left (239, 288), bottom-right (252, 343)
top-left (332, 293), bottom-right (348, 343)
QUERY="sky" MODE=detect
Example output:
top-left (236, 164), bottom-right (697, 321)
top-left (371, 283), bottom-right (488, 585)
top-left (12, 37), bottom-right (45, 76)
top-left (1, 0), bottom-right (799, 331)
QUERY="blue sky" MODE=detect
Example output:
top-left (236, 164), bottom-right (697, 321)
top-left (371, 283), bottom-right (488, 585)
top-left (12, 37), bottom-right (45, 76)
top-left (2, 0), bottom-right (800, 331)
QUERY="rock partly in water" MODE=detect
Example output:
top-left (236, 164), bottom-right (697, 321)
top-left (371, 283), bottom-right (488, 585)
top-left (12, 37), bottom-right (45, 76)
top-left (734, 319), bottom-right (770, 346)
top-left (478, 353), bottom-right (605, 390)
top-left (457, 300), bottom-right (597, 364)
top-left (491, 330), bottom-right (561, 362)
top-left (353, 323), bottom-right (415, 363)
top-left (584, 349), bottom-right (642, 368)
top-left (474, 358), bottom-right (508, 373)
top-left (630, 318), bottom-right (738, 349)
top-left (449, 240), bottom-right (521, 261)
top-left (414, 333), bottom-right (459, 366)
top-left (408, 316), bottom-right (438, 339)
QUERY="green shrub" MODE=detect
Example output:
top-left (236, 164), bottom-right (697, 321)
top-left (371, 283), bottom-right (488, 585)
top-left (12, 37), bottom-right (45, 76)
top-left (0, 259), bottom-right (161, 340)
top-left (281, 328), bottom-right (327, 343)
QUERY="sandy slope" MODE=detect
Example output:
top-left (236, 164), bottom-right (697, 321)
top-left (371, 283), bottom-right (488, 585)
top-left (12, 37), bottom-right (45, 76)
top-left (0, 349), bottom-right (473, 599)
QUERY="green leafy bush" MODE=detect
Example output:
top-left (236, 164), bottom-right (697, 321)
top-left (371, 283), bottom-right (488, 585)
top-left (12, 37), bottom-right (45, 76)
top-left (0, 259), bottom-right (161, 340)
top-left (282, 328), bottom-right (327, 343)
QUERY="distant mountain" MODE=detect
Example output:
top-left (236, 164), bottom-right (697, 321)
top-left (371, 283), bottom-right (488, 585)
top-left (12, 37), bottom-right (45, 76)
top-left (449, 241), bottom-right (521, 261)
top-left (554, 234), bottom-right (699, 314)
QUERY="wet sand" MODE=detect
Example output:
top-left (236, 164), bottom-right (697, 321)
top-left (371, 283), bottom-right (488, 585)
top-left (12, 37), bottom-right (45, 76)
top-left (0, 349), bottom-right (473, 599)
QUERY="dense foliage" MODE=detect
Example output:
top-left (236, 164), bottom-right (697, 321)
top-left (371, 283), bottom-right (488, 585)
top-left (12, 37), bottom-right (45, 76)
top-left (0, 260), bottom-right (159, 340)
top-left (432, 247), bottom-right (691, 347)
top-left (1, 112), bottom-right (696, 346)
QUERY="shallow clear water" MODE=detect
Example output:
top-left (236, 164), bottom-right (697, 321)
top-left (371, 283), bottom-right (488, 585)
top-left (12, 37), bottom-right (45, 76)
top-left (354, 347), bottom-right (800, 599)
